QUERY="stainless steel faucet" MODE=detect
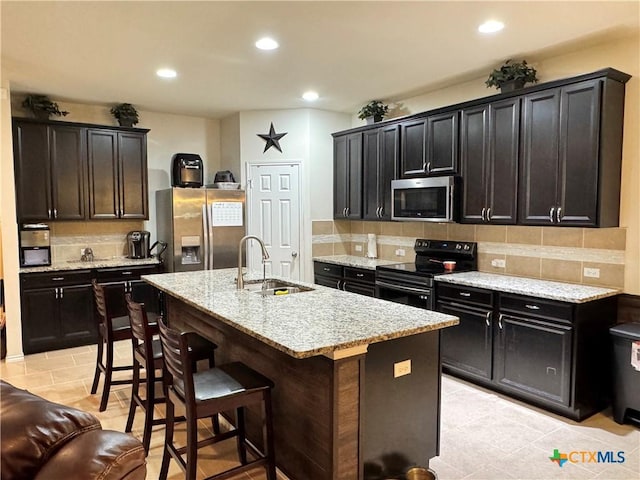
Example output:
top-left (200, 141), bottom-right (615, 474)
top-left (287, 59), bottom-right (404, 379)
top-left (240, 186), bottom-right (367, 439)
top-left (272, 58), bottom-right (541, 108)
top-left (237, 235), bottom-right (270, 289)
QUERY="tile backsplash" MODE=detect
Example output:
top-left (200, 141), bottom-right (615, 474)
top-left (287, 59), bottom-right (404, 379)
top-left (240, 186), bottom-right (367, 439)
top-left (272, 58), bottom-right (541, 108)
top-left (312, 220), bottom-right (626, 289)
top-left (49, 221), bottom-right (144, 262)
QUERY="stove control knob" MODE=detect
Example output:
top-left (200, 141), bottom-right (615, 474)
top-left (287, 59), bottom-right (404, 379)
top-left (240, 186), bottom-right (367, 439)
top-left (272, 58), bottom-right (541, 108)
top-left (455, 243), bottom-right (462, 250)
top-left (463, 244), bottom-right (471, 251)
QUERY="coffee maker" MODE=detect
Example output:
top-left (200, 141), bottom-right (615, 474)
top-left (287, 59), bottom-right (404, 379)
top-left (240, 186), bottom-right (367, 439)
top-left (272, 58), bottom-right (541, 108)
top-left (126, 231), bottom-right (151, 259)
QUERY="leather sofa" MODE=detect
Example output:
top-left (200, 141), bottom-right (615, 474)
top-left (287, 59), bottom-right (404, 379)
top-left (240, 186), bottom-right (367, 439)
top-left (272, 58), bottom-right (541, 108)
top-left (0, 380), bottom-right (146, 479)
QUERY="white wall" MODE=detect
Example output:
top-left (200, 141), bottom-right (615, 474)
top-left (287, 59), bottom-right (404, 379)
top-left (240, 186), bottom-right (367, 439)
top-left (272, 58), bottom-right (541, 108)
top-left (220, 112), bottom-right (241, 179)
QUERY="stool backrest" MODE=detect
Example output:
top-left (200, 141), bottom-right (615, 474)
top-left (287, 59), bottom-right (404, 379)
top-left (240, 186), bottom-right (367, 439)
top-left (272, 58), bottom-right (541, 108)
top-left (158, 318), bottom-right (195, 400)
top-left (125, 294), bottom-right (153, 350)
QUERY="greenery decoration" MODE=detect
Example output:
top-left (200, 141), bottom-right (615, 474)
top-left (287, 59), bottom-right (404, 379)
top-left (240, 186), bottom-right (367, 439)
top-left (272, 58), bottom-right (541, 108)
top-left (21, 94), bottom-right (68, 119)
top-left (357, 100), bottom-right (389, 121)
top-left (110, 103), bottom-right (139, 126)
top-left (485, 60), bottom-right (539, 90)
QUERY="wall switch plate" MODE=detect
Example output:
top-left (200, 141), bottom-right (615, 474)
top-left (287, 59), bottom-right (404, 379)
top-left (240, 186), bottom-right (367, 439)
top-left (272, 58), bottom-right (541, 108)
top-left (355, 244), bottom-right (363, 252)
top-left (394, 359), bottom-right (411, 378)
top-left (491, 259), bottom-right (506, 268)
top-left (395, 249), bottom-right (406, 257)
top-left (584, 267), bottom-right (600, 278)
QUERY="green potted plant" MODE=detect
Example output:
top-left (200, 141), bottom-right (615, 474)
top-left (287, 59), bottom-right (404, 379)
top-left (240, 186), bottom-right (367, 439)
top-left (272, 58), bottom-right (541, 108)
top-left (485, 60), bottom-right (538, 93)
top-left (110, 103), bottom-right (139, 127)
top-left (21, 94), bottom-right (68, 120)
top-left (357, 100), bottom-right (389, 124)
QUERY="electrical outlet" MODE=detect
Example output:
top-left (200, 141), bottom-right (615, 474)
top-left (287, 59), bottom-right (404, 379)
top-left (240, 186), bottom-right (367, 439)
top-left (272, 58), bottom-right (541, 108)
top-left (491, 259), bottom-right (506, 268)
top-left (584, 267), bottom-right (600, 278)
top-left (80, 248), bottom-right (86, 256)
top-left (394, 359), bottom-right (411, 378)
top-left (395, 249), bottom-right (406, 257)
top-left (354, 244), bottom-right (363, 252)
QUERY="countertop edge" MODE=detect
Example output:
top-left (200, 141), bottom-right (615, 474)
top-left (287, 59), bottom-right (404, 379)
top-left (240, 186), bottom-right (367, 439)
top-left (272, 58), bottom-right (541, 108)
top-left (313, 255), bottom-right (399, 270)
top-left (21, 258), bottom-right (162, 274)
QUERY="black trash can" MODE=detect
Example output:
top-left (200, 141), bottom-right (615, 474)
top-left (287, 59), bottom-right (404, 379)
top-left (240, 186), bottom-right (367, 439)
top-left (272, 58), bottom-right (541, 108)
top-left (610, 322), bottom-right (640, 425)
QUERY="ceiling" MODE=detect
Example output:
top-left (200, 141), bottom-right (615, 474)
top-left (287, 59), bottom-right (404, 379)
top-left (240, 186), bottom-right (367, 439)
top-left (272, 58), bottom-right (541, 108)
top-left (2, 1), bottom-right (638, 119)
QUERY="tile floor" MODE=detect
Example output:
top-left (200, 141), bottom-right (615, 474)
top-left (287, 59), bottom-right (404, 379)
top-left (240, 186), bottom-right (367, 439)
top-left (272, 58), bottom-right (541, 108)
top-left (1, 342), bottom-right (638, 480)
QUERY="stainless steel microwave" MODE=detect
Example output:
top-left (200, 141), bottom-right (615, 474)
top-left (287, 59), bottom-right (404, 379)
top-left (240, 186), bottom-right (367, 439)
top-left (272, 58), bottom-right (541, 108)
top-left (391, 176), bottom-right (458, 222)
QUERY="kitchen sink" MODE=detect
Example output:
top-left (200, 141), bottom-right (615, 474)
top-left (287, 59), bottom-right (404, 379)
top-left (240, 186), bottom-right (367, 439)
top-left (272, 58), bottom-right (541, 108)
top-left (244, 278), bottom-right (314, 296)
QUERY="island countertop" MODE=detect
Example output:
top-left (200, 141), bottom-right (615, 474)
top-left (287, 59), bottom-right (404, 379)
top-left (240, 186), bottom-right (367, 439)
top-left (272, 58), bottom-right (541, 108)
top-left (143, 269), bottom-right (459, 359)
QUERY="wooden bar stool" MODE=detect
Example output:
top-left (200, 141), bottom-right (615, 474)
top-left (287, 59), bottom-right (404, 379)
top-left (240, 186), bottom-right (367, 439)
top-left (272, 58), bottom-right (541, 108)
top-left (125, 295), bottom-right (218, 454)
top-left (158, 317), bottom-right (276, 480)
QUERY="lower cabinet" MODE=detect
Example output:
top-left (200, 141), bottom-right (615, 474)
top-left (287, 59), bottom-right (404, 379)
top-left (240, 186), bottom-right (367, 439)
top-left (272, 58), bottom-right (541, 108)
top-left (21, 270), bottom-right (96, 354)
top-left (313, 261), bottom-right (375, 297)
top-left (20, 264), bottom-right (163, 354)
top-left (436, 283), bottom-right (616, 420)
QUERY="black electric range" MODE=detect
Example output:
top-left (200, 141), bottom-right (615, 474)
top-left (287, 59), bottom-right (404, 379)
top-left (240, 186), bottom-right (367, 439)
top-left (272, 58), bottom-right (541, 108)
top-left (375, 239), bottom-right (477, 310)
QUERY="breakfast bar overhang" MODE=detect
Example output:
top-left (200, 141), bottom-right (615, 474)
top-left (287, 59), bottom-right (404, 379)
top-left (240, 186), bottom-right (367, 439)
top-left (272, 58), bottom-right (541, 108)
top-left (143, 270), bottom-right (459, 480)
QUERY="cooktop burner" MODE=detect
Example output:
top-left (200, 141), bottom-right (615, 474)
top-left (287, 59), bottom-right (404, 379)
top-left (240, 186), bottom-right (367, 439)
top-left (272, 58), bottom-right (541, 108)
top-left (377, 239), bottom-right (478, 278)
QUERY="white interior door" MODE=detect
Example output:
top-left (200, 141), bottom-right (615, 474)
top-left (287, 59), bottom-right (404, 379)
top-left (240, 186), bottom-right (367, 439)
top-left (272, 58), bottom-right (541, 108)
top-left (247, 162), bottom-right (301, 279)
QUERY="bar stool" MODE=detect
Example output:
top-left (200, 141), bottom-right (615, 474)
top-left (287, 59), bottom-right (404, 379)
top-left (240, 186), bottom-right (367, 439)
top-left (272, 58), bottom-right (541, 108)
top-left (125, 295), bottom-right (218, 454)
top-left (158, 317), bottom-right (276, 480)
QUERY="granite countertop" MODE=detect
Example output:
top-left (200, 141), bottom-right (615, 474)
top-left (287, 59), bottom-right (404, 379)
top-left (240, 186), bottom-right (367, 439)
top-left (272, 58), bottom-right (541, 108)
top-left (21, 257), bottom-right (161, 274)
top-left (313, 255), bottom-right (399, 270)
top-left (143, 269), bottom-right (458, 359)
top-left (435, 271), bottom-right (620, 303)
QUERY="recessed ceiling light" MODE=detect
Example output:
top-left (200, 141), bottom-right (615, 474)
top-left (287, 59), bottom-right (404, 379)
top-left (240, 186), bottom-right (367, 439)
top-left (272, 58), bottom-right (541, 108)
top-left (302, 91), bottom-right (319, 102)
top-left (478, 20), bottom-right (504, 34)
top-left (255, 37), bottom-right (279, 50)
top-left (156, 68), bottom-right (177, 78)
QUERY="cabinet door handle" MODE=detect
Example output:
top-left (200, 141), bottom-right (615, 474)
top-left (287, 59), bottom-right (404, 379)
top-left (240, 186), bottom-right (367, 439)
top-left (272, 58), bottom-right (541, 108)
top-left (54, 288), bottom-right (59, 299)
top-left (336, 280), bottom-right (342, 289)
top-left (487, 207), bottom-right (492, 222)
top-left (53, 208), bottom-right (58, 218)
top-left (59, 288), bottom-right (64, 299)
top-left (485, 311), bottom-right (491, 327)
top-left (422, 161), bottom-right (427, 172)
top-left (459, 292), bottom-right (471, 297)
top-left (52, 277), bottom-right (65, 281)
top-left (525, 304), bottom-right (541, 310)
top-left (426, 162), bottom-right (431, 173)
top-left (549, 207), bottom-right (556, 223)
top-left (498, 314), bottom-right (504, 330)
top-left (481, 207), bottom-right (486, 222)
top-left (48, 209), bottom-right (52, 219)
top-left (556, 207), bottom-right (562, 223)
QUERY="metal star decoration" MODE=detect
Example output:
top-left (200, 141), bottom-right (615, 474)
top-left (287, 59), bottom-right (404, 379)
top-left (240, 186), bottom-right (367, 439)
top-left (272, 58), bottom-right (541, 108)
top-left (257, 122), bottom-right (287, 153)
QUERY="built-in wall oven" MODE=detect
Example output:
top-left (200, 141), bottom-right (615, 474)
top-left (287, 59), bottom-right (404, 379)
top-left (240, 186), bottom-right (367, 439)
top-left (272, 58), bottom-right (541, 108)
top-left (375, 239), bottom-right (477, 310)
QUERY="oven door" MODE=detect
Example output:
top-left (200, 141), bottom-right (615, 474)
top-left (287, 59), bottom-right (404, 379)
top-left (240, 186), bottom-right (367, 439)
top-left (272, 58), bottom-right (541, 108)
top-left (375, 280), bottom-right (433, 310)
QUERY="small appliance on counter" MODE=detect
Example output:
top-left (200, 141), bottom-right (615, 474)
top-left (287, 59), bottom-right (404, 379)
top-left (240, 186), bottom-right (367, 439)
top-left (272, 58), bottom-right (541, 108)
top-left (208, 170), bottom-right (240, 190)
top-left (171, 153), bottom-right (203, 188)
top-left (126, 231), bottom-right (167, 260)
top-left (19, 224), bottom-right (51, 267)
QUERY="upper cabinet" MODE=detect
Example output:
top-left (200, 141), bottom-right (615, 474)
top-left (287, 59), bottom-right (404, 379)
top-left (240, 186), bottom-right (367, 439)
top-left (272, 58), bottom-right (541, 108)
top-left (87, 129), bottom-right (148, 219)
top-left (460, 98), bottom-right (520, 224)
top-left (519, 77), bottom-right (626, 227)
top-left (400, 111), bottom-right (458, 178)
top-left (12, 118), bottom-right (149, 222)
top-left (13, 120), bottom-right (87, 222)
top-left (333, 132), bottom-right (363, 219)
top-left (363, 125), bottom-right (399, 220)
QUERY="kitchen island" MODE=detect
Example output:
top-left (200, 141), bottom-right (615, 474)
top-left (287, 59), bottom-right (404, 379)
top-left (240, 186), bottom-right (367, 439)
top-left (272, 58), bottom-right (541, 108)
top-left (143, 269), bottom-right (459, 480)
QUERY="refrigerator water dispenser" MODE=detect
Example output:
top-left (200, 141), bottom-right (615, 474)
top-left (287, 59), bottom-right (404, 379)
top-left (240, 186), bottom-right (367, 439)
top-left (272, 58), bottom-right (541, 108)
top-left (181, 236), bottom-right (201, 265)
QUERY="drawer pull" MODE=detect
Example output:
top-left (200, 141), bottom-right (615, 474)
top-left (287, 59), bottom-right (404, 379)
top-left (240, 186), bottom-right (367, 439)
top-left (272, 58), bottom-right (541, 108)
top-left (459, 292), bottom-right (471, 297)
top-left (323, 267), bottom-right (331, 272)
top-left (121, 271), bottom-right (133, 275)
top-left (356, 273), bottom-right (364, 278)
top-left (52, 277), bottom-right (65, 281)
top-left (525, 304), bottom-right (540, 310)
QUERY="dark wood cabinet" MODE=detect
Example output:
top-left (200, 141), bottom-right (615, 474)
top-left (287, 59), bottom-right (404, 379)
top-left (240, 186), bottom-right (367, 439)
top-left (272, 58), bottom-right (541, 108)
top-left (460, 98), bottom-right (519, 224)
top-left (438, 290), bottom-right (493, 381)
top-left (95, 265), bottom-right (164, 317)
top-left (313, 261), bottom-right (375, 297)
top-left (426, 111), bottom-right (459, 175)
top-left (88, 129), bottom-right (148, 219)
top-left (400, 112), bottom-right (458, 178)
top-left (436, 282), bottom-right (617, 420)
top-left (20, 270), bottom-right (96, 354)
top-left (333, 132), bottom-right (362, 219)
top-left (363, 125), bottom-right (399, 220)
top-left (520, 78), bottom-right (625, 227)
top-left (13, 120), bottom-right (86, 222)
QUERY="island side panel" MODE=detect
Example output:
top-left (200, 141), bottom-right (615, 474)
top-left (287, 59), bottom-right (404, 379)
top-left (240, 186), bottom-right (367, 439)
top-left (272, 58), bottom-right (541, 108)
top-left (362, 332), bottom-right (441, 477)
top-left (166, 295), bottom-right (363, 480)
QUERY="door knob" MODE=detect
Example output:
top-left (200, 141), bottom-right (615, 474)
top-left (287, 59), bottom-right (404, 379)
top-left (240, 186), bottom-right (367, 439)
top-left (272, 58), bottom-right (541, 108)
top-left (291, 252), bottom-right (298, 258)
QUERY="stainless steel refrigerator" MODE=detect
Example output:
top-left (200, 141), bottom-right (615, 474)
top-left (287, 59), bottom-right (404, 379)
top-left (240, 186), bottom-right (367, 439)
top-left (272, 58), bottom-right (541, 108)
top-left (156, 188), bottom-right (246, 272)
